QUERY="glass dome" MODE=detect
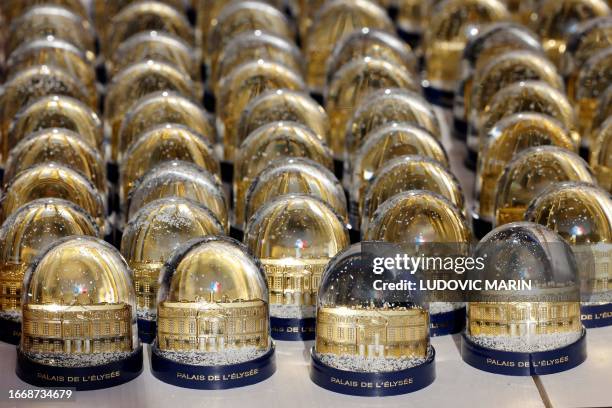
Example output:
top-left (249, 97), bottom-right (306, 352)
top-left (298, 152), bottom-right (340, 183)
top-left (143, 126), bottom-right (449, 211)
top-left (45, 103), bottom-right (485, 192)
top-left (198, 0), bottom-right (286, 63)
top-left (104, 60), bottom-right (201, 151)
top-left (475, 113), bottom-right (576, 223)
top-left (1, 163), bottom-right (106, 231)
top-left (325, 28), bottom-right (417, 88)
top-left (494, 146), bottom-right (595, 226)
top-left (314, 242), bottom-right (432, 372)
top-left (20, 236), bottom-right (139, 365)
top-left (155, 236), bottom-right (271, 365)
top-left (233, 121), bottom-right (333, 227)
top-left (0, 198), bottom-right (98, 323)
top-left (93, 0), bottom-right (185, 40)
top-left (127, 160), bottom-right (227, 228)
top-left (591, 117), bottom-right (612, 192)
top-left (458, 23), bottom-right (544, 142)
top-left (476, 81), bottom-right (580, 154)
top-left (5, 37), bottom-right (96, 96)
top-left (245, 158), bottom-right (348, 227)
top-left (105, 1), bottom-right (194, 57)
top-left (6, 5), bottom-right (95, 59)
top-left (207, 1), bottom-right (293, 71)
top-left (121, 198), bottom-right (224, 322)
top-left (119, 124), bottom-right (220, 205)
top-left (212, 31), bottom-right (303, 95)
top-left (116, 91), bottom-right (215, 163)
top-left (0, 65), bottom-right (92, 159)
top-left (393, 0), bottom-right (431, 38)
top-left (351, 123), bottom-right (448, 219)
top-left (575, 47), bottom-right (612, 145)
top-left (245, 194), bottom-right (349, 320)
top-left (470, 50), bottom-right (564, 125)
top-left (423, 0), bottom-right (510, 91)
top-left (108, 31), bottom-right (199, 81)
top-left (1, 0), bottom-right (88, 22)
top-left (361, 155), bottom-right (465, 232)
top-left (237, 90), bottom-right (329, 149)
top-left (325, 57), bottom-right (420, 158)
top-left (8, 95), bottom-right (103, 155)
top-left (3, 129), bottom-right (107, 194)
top-left (303, 0), bottom-right (394, 92)
top-left (526, 182), bottom-right (612, 302)
top-left (530, 0), bottom-right (610, 67)
top-left (467, 222), bottom-right (582, 352)
top-left (345, 88), bottom-right (441, 162)
top-left (564, 17), bottom-right (612, 98)
top-left (217, 60), bottom-right (306, 162)
top-left (592, 84), bottom-right (612, 136)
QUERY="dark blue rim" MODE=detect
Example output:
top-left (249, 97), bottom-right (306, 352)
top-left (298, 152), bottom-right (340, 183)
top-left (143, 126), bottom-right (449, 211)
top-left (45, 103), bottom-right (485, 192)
top-left (423, 86), bottom-right (455, 108)
top-left (430, 307), bottom-right (466, 337)
top-left (150, 343), bottom-right (276, 390)
top-left (271, 317), bottom-right (316, 341)
top-left (461, 330), bottom-right (587, 376)
top-left (16, 346), bottom-right (143, 391)
top-left (0, 318), bottom-right (21, 345)
top-left (309, 347), bottom-right (436, 397)
top-left (138, 319), bottom-right (156, 344)
top-left (581, 303), bottom-right (612, 328)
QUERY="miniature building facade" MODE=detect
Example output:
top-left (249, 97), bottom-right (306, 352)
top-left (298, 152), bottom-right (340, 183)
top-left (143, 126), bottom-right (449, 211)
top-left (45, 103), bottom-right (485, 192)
top-left (316, 306), bottom-right (429, 359)
top-left (573, 245), bottom-right (611, 293)
top-left (131, 262), bottom-right (164, 312)
top-left (157, 300), bottom-right (268, 352)
top-left (21, 304), bottom-right (133, 354)
top-left (468, 301), bottom-right (582, 337)
top-left (262, 259), bottom-right (328, 306)
top-left (0, 264), bottom-right (24, 312)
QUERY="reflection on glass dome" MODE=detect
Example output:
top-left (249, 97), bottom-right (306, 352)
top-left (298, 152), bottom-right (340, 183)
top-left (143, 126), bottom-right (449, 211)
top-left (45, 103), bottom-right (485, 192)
top-left (121, 198), bottom-right (224, 324)
top-left (207, 1), bottom-right (293, 71)
top-left (315, 242), bottom-right (432, 372)
top-left (526, 182), bottom-right (612, 303)
top-left (325, 57), bottom-right (419, 157)
top-left (6, 5), bottom-right (95, 58)
top-left (468, 222), bottom-right (583, 352)
top-left (1, 163), bottom-right (106, 231)
top-left (476, 81), bottom-right (579, 155)
top-left (351, 124), bottom-right (448, 223)
top-left (5, 37), bottom-right (96, 96)
top-left (325, 28), bottom-right (417, 88)
top-left (119, 124), bottom-right (220, 205)
top-left (9, 95), bottom-right (103, 153)
top-left (575, 47), bottom-right (612, 145)
top-left (1, 0), bottom-right (88, 22)
top-left (3, 128), bottom-right (107, 194)
top-left (233, 121), bottom-right (333, 228)
top-left (237, 89), bottom-right (329, 149)
top-left (108, 31), bottom-right (199, 81)
top-left (423, 0), bottom-right (510, 91)
top-left (155, 236), bottom-right (271, 365)
top-left (212, 31), bottom-right (303, 95)
top-left (127, 160), bottom-right (228, 229)
top-left (245, 194), bottom-right (349, 320)
top-left (0, 199), bottom-right (98, 327)
top-left (564, 17), bottom-right (612, 100)
top-left (217, 60), bottom-right (306, 162)
top-left (361, 155), bottom-right (464, 232)
top-left (476, 113), bottom-right (576, 223)
top-left (592, 84), bottom-right (612, 136)
top-left (591, 117), bottom-right (612, 192)
top-left (0, 65), bottom-right (91, 159)
top-left (20, 236), bottom-right (138, 366)
top-left (345, 88), bottom-right (441, 161)
top-left (470, 50), bottom-right (564, 125)
top-left (494, 146), bottom-right (594, 226)
top-left (245, 158), bottom-right (348, 226)
top-left (116, 91), bottom-right (215, 163)
top-left (530, 0), bottom-right (610, 67)
top-left (105, 1), bottom-right (194, 57)
top-left (303, 0), bottom-right (393, 92)
top-left (104, 60), bottom-right (200, 152)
